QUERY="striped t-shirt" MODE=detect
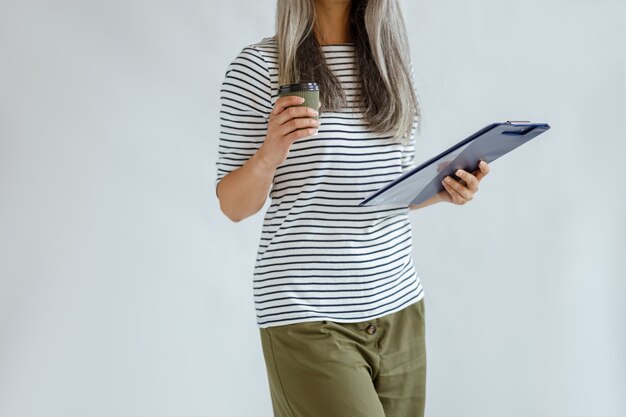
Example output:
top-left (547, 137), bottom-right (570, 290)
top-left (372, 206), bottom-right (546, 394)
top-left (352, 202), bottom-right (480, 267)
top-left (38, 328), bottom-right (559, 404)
top-left (216, 36), bottom-right (424, 328)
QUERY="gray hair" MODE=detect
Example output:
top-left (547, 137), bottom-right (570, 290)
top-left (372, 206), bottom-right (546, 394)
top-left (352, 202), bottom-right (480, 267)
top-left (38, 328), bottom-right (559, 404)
top-left (275, 0), bottom-right (420, 144)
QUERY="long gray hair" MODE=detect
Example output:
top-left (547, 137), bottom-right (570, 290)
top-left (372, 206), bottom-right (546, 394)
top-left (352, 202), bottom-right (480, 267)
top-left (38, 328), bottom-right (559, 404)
top-left (275, 0), bottom-right (420, 144)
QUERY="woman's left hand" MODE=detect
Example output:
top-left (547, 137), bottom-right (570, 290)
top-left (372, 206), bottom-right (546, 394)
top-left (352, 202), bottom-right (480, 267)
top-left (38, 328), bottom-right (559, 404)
top-left (438, 160), bottom-right (490, 205)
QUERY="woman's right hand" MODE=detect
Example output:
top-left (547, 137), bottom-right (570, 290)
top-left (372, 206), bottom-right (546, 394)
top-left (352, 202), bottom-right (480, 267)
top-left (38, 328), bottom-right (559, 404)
top-left (256, 96), bottom-right (320, 170)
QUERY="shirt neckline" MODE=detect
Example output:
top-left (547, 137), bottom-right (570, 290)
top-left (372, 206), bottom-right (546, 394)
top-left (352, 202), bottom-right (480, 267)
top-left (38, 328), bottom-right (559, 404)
top-left (319, 42), bottom-right (355, 47)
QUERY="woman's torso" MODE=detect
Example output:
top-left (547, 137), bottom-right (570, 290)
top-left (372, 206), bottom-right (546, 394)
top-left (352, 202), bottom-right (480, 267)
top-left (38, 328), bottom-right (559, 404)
top-left (219, 37), bottom-right (424, 327)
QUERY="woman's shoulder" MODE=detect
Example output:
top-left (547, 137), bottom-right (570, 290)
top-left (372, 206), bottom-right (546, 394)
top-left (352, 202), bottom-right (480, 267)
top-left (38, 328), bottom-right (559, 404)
top-left (232, 36), bottom-right (277, 65)
top-left (222, 37), bottom-right (277, 104)
top-left (225, 36), bottom-right (277, 80)
top-left (248, 36), bottom-right (278, 54)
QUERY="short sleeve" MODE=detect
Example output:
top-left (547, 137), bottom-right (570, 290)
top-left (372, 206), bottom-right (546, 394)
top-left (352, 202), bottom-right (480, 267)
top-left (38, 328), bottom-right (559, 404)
top-left (215, 45), bottom-right (272, 192)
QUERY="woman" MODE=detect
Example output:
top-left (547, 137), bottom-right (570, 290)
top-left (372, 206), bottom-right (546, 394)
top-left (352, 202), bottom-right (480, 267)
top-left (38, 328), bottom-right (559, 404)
top-left (216, 0), bottom-right (490, 416)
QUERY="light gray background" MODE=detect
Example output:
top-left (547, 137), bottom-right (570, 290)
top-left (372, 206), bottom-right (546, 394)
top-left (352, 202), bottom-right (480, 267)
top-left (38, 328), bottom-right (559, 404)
top-left (1, 1), bottom-right (624, 416)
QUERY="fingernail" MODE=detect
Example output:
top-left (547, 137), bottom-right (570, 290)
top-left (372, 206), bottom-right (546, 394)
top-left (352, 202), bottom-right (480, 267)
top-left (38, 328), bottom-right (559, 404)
top-left (299, 97), bottom-right (306, 103)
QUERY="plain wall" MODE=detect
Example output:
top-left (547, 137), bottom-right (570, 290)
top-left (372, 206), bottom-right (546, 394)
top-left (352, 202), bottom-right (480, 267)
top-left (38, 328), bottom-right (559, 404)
top-left (0, 1), bottom-right (624, 416)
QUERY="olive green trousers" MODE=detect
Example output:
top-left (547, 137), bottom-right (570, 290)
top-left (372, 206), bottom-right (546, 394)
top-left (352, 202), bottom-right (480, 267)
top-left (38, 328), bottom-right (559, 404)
top-left (259, 298), bottom-right (426, 417)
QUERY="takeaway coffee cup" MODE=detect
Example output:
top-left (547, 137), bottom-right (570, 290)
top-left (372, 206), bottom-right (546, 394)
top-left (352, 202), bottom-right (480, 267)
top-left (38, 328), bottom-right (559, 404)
top-left (278, 82), bottom-right (320, 119)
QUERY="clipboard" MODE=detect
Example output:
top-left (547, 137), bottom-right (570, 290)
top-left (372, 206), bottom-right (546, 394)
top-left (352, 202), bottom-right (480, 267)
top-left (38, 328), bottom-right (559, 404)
top-left (359, 121), bottom-right (551, 207)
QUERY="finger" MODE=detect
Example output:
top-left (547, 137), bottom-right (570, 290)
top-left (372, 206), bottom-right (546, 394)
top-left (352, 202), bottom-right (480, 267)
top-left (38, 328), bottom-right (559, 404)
top-left (278, 117), bottom-right (320, 137)
top-left (270, 96), bottom-right (307, 116)
top-left (272, 106), bottom-right (319, 126)
top-left (284, 127), bottom-right (318, 143)
top-left (473, 160), bottom-right (490, 181)
top-left (454, 169), bottom-right (479, 192)
top-left (442, 180), bottom-right (468, 205)
top-left (443, 176), bottom-right (473, 201)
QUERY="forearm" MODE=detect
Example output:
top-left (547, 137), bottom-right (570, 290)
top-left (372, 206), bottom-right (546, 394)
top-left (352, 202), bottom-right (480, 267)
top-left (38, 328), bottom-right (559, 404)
top-left (216, 151), bottom-right (276, 222)
top-left (409, 192), bottom-right (444, 211)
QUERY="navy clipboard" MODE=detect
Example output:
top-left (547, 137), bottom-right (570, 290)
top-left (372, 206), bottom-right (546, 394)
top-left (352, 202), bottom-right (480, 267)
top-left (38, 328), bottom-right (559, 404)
top-left (359, 121), bottom-right (551, 207)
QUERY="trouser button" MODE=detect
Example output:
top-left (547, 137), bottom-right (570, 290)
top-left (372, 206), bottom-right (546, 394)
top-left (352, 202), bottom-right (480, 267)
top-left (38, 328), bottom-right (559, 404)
top-left (365, 324), bottom-right (377, 335)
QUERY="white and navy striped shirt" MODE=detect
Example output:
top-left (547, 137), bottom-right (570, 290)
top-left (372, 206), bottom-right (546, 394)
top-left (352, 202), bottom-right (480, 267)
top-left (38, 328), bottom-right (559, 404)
top-left (216, 37), bottom-right (424, 328)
